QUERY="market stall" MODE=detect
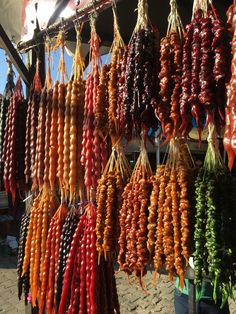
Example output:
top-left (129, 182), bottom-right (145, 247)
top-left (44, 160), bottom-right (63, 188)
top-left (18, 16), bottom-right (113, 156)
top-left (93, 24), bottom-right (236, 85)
top-left (0, 0), bottom-right (236, 314)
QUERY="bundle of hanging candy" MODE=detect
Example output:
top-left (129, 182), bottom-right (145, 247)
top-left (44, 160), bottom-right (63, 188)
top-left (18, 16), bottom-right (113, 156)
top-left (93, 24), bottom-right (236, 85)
top-left (0, 0), bottom-right (234, 312)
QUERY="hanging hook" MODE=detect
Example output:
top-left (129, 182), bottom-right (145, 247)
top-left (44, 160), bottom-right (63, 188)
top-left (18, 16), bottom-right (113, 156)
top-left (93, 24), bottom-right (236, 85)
top-left (73, 9), bottom-right (80, 27)
top-left (112, 0), bottom-right (117, 11)
top-left (91, 0), bottom-right (98, 19)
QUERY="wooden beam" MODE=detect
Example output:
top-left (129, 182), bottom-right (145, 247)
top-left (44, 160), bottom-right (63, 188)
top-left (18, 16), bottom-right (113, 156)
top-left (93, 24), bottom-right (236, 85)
top-left (0, 24), bottom-right (31, 87)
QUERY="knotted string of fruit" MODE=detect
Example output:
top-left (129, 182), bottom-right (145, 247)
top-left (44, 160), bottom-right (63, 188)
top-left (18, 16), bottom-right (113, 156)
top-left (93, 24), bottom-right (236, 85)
top-left (194, 123), bottom-right (236, 306)
top-left (107, 4), bottom-right (125, 142)
top-left (81, 14), bottom-right (102, 201)
top-left (96, 140), bottom-right (131, 263)
top-left (152, 138), bottom-right (195, 289)
top-left (118, 136), bottom-right (152, 288)
top-left (69, 24), bottom-right (85, 203)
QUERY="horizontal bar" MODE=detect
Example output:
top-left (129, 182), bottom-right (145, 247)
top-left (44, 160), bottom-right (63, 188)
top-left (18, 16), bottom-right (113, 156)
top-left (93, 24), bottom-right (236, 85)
top-left (17, 0), bottom-right (123, 53)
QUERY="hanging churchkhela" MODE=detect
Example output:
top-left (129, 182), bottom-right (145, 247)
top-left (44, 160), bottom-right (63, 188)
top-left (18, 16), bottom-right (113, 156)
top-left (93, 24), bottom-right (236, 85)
top-left (107, 5), bottom-right (125, 141)
top-left (2, 76), bottom-right (27, 202)
top-left (118, 140), bottom-right (153, 286)
top-left (194, 123), bottom-right (236, 306)
top-left (155, 0), bottom-right (184, 142)
top-left (24, 63), bottom-right (42, 189)
top-left (0, 60), bottom-right (15, 188)
top-left (96, 145), bottom-right (132, 262)
top-left (179, 0), bottom-right (230, 139)
top-left (224, 4), bottom-right (236, 171)
top-left (81, 15), bottom-right (102, 198)
top-left (11, 0), bottom-right (236, 312)
top-left (152, 139), bottom-right (196, 288)
top-left (122, 0), bottom-right (159, 141)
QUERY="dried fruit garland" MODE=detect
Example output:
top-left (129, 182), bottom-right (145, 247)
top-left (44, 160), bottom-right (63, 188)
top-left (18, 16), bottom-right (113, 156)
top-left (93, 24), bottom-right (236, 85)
top-left (55, 208), bottom-right (79, 311)
top-left (152, 138), bottom-right (196, 288)
top-left (58, 203), bottom-right (120, 314)
top-left (17, 211), bottom-right (30, 303)
top-left (96, 145), bottom-right (131, 262)
top-left (2, 76), bottom-right (27, 202)
top-left (33, 87), bottom-right (47, 189)
top-left (81, 15), bottom-right (102, 199)
top-left (224, 5), bottom-right (236, 171)
top-left (67, 26), bottom-right (85, 202)
top-left (194, 123), bottom-right (236, 306)
top-left (0, 61), bottom-right (14, 167)
top-left (94, 63), bottom-right (110, 181)
top-left (24, 63), bottom-right (42, 188)
top-left (21, 190), bottom-right (59, 309)
top-left (40, 201), bottom-right (68, 314)
top-left (49, 31), bottom-right (68, 192)
top-left (108, 6), bottom-right (125, 141)
top-left (122, 0), bottom-right (159, 140)
top-left (180, 0), bottom-right (230, 139)
top-left (155, 0), bottom-right (183, 142)
top-left (118, 142), bottom-right (152, 285)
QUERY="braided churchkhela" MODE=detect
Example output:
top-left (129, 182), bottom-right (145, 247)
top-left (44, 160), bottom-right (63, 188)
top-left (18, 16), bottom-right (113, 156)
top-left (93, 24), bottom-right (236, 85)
top-left (118, 142), bottom-right (152, 286)
top-left (96, 145), bottom-right (131, 261)
top-left (49, 80), bottom-right (59, 191)
top-left (81, 15), bottom-right (101, 199)
top-left (180, 1), bottom-right (230, 139)
top-left (2, 77), bottom-right (27, 202)
top-left (194, 123), bottom-right (236, 306)
top-left (11, 0), bottom-right (236, 312)
top-left (55, 208), bottom-right (79, 311)
top-left (0, 61), bottom-right (14, 189)
top-left (122, 0), bottom-right (159, 141)
top-left (34, 87), bottom-right (47, 189)
top-left (24, 63), bottom-right (42, 189)
top-left (94, 64), bottom-right (110, 185)
top-left (154, 0), bottom-right (183, 141)
top-left (224, 5), bottom-right (236, 171)
top-left (58, 204), bottom-right (120, 314)
top-left (17, 212), bottom-right (30, 303)
top-left (152, 138), bottom-right (196, 288)
top-left (108, 6), bottom-right (125, 141)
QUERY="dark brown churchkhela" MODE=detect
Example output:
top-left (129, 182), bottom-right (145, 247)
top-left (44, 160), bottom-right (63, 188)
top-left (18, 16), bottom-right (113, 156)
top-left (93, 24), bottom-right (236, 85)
top-left (122, 0), bottom-right (159, 140)
top-left (0, 62), bottom-right (15, 188)
top-left (24, 63), bottom-right (42, 188)
top-left (2, 77), bottom-right (27, 202)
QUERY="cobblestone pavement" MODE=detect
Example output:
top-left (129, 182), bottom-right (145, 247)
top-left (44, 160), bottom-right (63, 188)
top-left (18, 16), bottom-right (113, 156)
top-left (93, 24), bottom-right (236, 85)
top-left (1, 248), bottom-right (236, 314)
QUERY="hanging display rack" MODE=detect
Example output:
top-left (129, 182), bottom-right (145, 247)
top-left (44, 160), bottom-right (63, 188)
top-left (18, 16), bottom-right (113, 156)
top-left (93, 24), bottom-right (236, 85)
top-left (17, 0), bottom-right (122, 53)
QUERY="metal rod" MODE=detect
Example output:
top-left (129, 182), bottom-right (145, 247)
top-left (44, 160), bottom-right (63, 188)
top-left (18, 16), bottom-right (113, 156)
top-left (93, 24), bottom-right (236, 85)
top-left (17, 0), bottom-right (123, 53)
top-left (188, 279), bottom-right (197, 314)
top-left (47, 0), bottom-right (70, 27)
top-left (0, 24), bottom-right (31, 86)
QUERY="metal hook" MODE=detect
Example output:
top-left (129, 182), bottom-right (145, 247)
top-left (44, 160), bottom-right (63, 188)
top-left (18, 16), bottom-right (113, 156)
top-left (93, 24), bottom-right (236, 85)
top-left (112, 0), bottom-right (117, 11)
top-left (91, 0), bottom-right (98, 19)
top-left (59, 17), bottom-right (66, 34)
top-left (73, 9), bottom-right (81, 29)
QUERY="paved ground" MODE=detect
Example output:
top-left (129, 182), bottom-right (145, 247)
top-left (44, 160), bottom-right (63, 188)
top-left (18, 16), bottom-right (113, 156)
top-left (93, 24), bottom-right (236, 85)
top-left (0, 245), bottom-right (236, 314)
top-left (0, 246), bottom-right (25, 313)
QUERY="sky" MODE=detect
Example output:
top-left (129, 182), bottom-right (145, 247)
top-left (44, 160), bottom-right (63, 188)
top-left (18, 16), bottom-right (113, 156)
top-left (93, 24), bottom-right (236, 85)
top-left (0, 48), bottom-right (73, 95)
top-left (0, 48), bottom-right (109, 95)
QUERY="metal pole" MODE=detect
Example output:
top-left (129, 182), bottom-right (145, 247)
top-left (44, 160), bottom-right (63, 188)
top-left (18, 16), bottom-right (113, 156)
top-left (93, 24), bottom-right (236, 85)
top-left (188, 279), bottom-right (197, 314)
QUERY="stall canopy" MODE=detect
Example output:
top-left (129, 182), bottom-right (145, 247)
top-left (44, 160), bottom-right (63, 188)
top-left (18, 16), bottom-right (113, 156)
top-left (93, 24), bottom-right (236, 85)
top-left (0, 0), bottom-right (233, 49)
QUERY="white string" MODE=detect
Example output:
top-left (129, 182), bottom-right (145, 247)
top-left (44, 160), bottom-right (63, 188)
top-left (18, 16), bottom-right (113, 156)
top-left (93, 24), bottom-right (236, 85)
top-left (192, 0), bottom-right (210, 20)
top-left (167, 0), bottom-right (184, 38)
